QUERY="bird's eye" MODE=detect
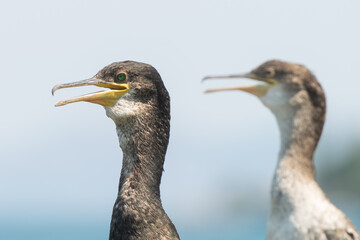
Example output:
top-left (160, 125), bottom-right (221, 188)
top-left (116, 73), bottom-right (127, 82)
top-left (264, 68), bottom-right (275, 78)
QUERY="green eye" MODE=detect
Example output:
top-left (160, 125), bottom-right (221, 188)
top-left (116, 73), bottom-right (127, 82)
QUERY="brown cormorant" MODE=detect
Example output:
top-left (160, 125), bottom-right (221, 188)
top-left (203, 60), bottom-right (360, 240)
top-left (52, 61), bottom-right (180, 240)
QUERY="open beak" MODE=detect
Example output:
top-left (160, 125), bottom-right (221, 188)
top-left (203, 73), bottom-right (277, 97)
top-left (52, 78), bottom-right (130, 107)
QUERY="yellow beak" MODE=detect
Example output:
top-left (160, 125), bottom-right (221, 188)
top-left (203, 73), bottom-right (277, 97)
top-left (52, 78), bottom-right (130, 107)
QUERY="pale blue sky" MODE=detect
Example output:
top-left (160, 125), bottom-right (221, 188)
top-left (1, 0), bottom-right (359, 239)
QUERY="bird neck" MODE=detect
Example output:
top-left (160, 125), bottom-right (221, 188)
top-left (274, 101), bottom-right (323, 176)
top-left (270, 100), bottom-right (325, 211)
top-left (108, 110), bottom-right (177, 239)
top-left (116, 112), bottom-right (170, 199)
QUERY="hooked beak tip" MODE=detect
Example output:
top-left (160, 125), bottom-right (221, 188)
top-left (202, 77), bottom-right (209, 82)
top-left (51, 85), bottom-right (60, 96)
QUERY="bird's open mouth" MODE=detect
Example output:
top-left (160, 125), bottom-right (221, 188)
top-left (52, 78), bottom-right (130, 107)
top-left (203, 73), bottom-right (277, 97)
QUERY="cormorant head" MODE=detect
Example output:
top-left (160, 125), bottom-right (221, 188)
top-left (203, 60), bottom-right (325, 115)
top-left (52, 61), bottom-right (170, 124)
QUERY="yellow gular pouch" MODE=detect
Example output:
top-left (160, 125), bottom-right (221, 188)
top-left (52, 78), bottom-right (130, 107)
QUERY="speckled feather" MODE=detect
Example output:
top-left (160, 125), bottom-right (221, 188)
top-left (93, 61), bottom-right (179, 240)
top-left (251, 60), bottom-right (360, 240)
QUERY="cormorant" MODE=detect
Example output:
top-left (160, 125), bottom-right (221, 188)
top-left (52, 61), bottom-right (180, 240)
top-left (203, 60), bottom-right (360, 240)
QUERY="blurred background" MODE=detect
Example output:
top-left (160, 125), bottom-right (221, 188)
top-left (1, 0), bottom-right (359, 239)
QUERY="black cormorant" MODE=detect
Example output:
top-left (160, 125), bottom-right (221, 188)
top-left (52, 61), bottom-right (180, 240)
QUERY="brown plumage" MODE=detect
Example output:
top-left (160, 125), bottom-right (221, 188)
top-left (204, 60), bottom-right (359, 240)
